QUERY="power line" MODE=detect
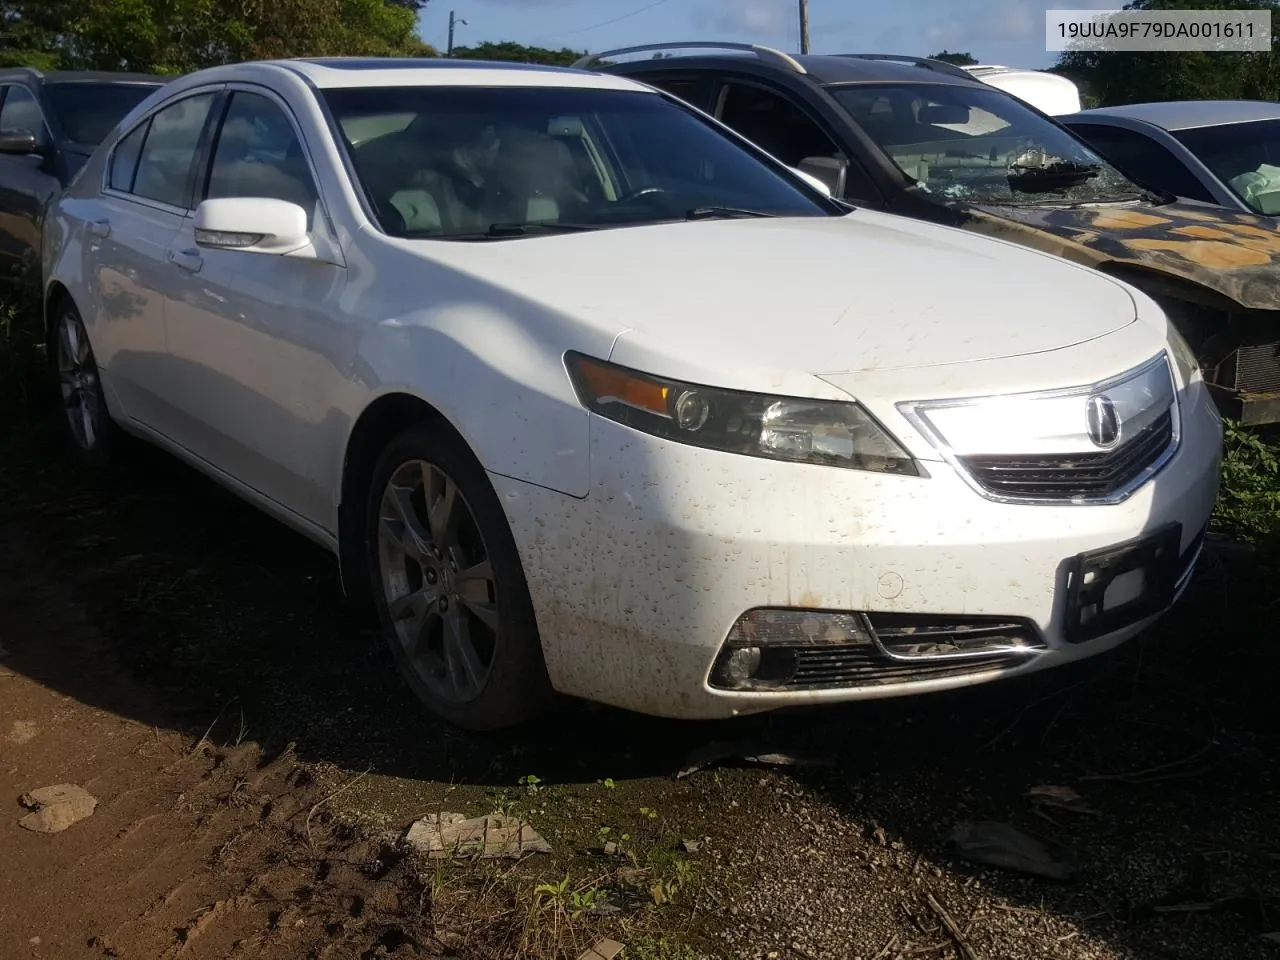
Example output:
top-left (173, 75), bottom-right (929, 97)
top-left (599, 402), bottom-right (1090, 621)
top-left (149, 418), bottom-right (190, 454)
top-left (540, 0), bottom-right (676, 42)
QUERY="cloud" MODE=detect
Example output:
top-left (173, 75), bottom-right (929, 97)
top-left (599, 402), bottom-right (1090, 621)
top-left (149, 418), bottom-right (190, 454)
top-left (919, 0), bottom-right (1118, 49)
top-left (696, 0), bottom-right (793, 37)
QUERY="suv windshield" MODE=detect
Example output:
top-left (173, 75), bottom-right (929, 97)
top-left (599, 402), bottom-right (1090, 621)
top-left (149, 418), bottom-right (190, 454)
top-left (1174, 119), bottom-right (1280, 215)
top-left (829, 82), bottom-right (1145, 205)
top-left (46, 82), bottom-right (160, 146)
top-left (322, 85), bottom-right (833, 239)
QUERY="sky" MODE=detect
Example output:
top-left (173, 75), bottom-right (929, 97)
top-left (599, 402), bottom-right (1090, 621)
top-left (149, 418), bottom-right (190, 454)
top-left (416, 0), bottom-right (1120, 68)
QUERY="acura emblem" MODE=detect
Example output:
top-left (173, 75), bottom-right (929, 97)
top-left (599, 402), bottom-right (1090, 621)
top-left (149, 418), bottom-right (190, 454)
top-left (1086, 395), bottom-right (1121, 447)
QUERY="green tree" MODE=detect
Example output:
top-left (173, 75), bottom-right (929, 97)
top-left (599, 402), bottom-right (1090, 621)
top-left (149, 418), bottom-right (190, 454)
top-left (0, 0), bottom-right (434, 74)
top-left (1054, 0), bottom-right (1280, 105)
top-left (449, 40), bottom-right (586, 67)
top-left (929, 50), bottom-right (978, 66)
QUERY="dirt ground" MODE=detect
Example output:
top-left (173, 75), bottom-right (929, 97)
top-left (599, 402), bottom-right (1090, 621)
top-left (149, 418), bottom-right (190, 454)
top-left (1, 423), bottom-right (1278, 960)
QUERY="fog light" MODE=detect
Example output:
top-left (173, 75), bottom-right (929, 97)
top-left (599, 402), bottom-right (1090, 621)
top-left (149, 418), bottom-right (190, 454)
top-left (726, 609), bottom-right (873, 647)
top-left (721, 646), bottom-right (762, 688)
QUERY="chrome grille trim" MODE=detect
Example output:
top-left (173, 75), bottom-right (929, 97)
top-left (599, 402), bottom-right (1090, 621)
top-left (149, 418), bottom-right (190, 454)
top-left (898, 352), bottom-right (1181, 506)
top-left (959, 410), bottom-right (1173, 500)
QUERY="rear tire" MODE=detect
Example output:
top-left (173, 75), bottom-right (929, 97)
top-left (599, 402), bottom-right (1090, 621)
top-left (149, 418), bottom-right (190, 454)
top-left (363, 424), bottom-right (554, 731)
top-left (48, 299), bottom-right (115, 467)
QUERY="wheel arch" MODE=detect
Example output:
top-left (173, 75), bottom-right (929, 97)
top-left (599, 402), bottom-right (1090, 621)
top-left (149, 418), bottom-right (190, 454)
top-left (43, 279), bottom-right (73, 343)
top-left (336, 391), bottom-right (469, 607)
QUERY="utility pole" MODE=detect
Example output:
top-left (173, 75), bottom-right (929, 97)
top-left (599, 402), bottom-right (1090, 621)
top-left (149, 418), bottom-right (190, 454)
top-left (447, 10), bottom-right (468, 56)
top-left (798, 0), bottom-right (810, 54)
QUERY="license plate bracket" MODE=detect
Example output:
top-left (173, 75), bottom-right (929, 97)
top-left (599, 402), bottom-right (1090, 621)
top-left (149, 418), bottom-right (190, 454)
top-left (1064, 522), bottom-right (1182, 644)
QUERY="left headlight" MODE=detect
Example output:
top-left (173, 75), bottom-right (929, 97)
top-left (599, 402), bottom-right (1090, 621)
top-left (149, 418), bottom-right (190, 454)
top-left (565, 352), bottom-right (919, 475)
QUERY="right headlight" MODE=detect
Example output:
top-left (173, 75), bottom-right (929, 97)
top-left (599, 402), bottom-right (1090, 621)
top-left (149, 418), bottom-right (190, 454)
top-left (565, 352), bottom-right (918, 475)
top-left (1166, 321), bottom-right (1201, 387)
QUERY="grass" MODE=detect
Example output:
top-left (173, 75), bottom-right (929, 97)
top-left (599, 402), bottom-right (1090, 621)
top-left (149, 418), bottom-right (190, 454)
top-left (1213, 420), bottom-right (1280, 551)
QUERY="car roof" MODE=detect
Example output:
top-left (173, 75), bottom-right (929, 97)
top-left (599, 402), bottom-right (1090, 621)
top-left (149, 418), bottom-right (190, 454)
top-left (0, 67), bottom-right (167, 85)
top-left (275, 57), bottom-right (648, 92)
top-left (789, 55), bottom-right (984, 87)
top-left (584, 45), bottom-right (986, 89)
top-left (1067, 100), bottom-right (1280, 131)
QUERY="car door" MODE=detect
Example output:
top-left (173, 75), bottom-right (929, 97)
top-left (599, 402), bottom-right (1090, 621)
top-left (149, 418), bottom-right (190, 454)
top-left (81, 88), bottom-right (221, 428)
top-left (1066, 122), bottom-right (1218, 204)
top-left (160, 86), bottom-right (349, 528)
top-left (0, 84), bottom-right (61, 270)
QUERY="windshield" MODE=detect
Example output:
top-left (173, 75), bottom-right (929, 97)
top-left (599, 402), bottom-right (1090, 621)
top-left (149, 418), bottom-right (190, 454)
top-left (321, 85), bottom-right (833, 239)
top-left (1174, 119), bottom-right (1280, 216)
top-left (829, 82), bottom-right (1146, 206)
top-left (46, 82), bottom-right (160, 147)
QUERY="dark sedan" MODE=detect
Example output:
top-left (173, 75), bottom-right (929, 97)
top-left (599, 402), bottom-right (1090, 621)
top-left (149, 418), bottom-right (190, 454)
top-left (0, 68), bottom-right (167, 270)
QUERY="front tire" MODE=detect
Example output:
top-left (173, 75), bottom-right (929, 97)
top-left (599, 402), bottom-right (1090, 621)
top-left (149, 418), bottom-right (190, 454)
top-left (49, 300), bottom-right (114, 466)
top-left (364, 425), bottom-right (554, 731)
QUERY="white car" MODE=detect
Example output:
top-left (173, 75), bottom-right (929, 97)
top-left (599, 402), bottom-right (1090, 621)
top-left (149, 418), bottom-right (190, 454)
top-left (961, 64), bottom-right (1082, 116)
top-left (43, 57), bottom-right (1222, 730)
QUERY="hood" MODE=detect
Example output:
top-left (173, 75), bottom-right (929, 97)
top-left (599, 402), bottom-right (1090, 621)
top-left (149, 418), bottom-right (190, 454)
top-left (415, 210), bottom-right (1139, 378)
top-left (962, 200), bottom-right (1280, 312)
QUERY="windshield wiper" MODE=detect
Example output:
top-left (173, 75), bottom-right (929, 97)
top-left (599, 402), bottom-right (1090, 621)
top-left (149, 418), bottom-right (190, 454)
top-left (403, 221), bottom-right (603, 241)
top-left (485, 221), bottom-right (601, 237)
top-left (685, 206), bottom-right (777, 220)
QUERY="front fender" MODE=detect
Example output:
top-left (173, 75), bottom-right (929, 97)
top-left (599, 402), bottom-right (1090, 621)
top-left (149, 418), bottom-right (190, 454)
top-left (351, 308), bottom-right (601, 499)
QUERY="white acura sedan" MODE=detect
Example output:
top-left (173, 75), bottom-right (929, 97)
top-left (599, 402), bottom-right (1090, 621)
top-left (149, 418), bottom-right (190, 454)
top-left (43, 58), bottom-right (1222, 730)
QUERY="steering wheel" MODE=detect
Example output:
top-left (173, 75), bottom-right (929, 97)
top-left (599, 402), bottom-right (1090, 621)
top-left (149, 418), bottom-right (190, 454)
top-left (616, 186), bottom-right (668, 205)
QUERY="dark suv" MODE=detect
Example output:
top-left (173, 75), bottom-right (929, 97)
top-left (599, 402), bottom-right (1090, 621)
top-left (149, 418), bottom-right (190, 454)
top-left (0, 68), bottom-right (166, 270)
top-left (585, 43), bottom-right (1280, 424)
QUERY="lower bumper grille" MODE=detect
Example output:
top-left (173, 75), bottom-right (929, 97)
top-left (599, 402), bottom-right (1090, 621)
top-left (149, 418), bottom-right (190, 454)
top-left (960, 409), bottom-right (1173, 502)
top-left (710, 613), bottom-right (1045, 692)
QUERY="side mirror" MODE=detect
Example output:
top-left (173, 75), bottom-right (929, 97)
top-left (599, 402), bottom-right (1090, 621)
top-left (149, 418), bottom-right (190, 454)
top-left (0, 130), bottom-right (40, 155)
top-left (796, 156), bottom-right (849, 199)
top-left (790, 166), bottom-right (832, 197)
top-left (193, 197), bottom-right (312, 256)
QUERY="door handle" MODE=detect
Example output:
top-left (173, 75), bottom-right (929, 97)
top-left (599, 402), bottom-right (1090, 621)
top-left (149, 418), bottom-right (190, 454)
top-left (168, 248), bottom-right (203, 274)
top-left (89, 219), bottom-right (111, 238)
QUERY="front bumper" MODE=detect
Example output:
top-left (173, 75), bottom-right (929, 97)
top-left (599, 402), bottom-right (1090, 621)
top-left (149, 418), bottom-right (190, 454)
top-left (492, 378), bottom-right (1223, 720)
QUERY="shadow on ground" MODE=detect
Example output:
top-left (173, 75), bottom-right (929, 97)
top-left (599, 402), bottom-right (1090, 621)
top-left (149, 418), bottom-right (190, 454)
top-left (1, 419), bottom-right (1277, 959)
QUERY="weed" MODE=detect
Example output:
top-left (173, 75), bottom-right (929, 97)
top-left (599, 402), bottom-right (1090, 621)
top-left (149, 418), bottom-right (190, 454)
top-left (639, 806), bottom-right (658, 820)
top-left (628, 935), bottom-right (699, 960)
top-left (518, 773), bottom-right (543, 794)
top-left (1214, 421), bottom-right (1280, 549)
top-left (599, 777), bottom-right (616, 789)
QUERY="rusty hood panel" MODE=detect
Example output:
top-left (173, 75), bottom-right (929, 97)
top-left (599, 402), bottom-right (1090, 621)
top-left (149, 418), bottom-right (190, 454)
top-left (960, 201), bottom-right (1280, 312)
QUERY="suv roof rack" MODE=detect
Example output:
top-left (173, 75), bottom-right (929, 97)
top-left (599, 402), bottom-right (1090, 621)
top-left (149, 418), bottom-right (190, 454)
top-left (573, 42), bottom-right (806, 75)
top-left (836, 54), bottom-right (976, 82)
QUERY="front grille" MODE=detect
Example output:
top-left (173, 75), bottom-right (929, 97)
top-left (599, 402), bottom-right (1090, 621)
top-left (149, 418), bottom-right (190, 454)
top-left (959, 409), bottom-right (1173, 502)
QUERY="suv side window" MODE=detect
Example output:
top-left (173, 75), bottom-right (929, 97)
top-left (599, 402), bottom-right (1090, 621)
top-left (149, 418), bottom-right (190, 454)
top-left (0, 86), bottom-right (50, 147)
top-left (131, 93), bottom-right (216, 208)
top-left (718, 82), bottom-right (841, 168)
top-left (204, 91), bottom-right (318, 213)
top-left (639, 74), bottom-right (712, 111)
top-left (715, 81), bottom-right (880, 204)
top-left (1069, 122), bottom-right (1215, 203)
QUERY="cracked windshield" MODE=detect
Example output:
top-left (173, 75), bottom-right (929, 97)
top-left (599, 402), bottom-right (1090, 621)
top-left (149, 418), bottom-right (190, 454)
top-left (830, 83), bottom-right (1146, 206)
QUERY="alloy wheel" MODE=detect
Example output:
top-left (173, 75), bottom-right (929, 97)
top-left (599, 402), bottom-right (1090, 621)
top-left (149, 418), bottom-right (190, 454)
top-left (55, 310), bottom-right (103, 453)
top-left (376, 459), bottom-right (501, 705)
